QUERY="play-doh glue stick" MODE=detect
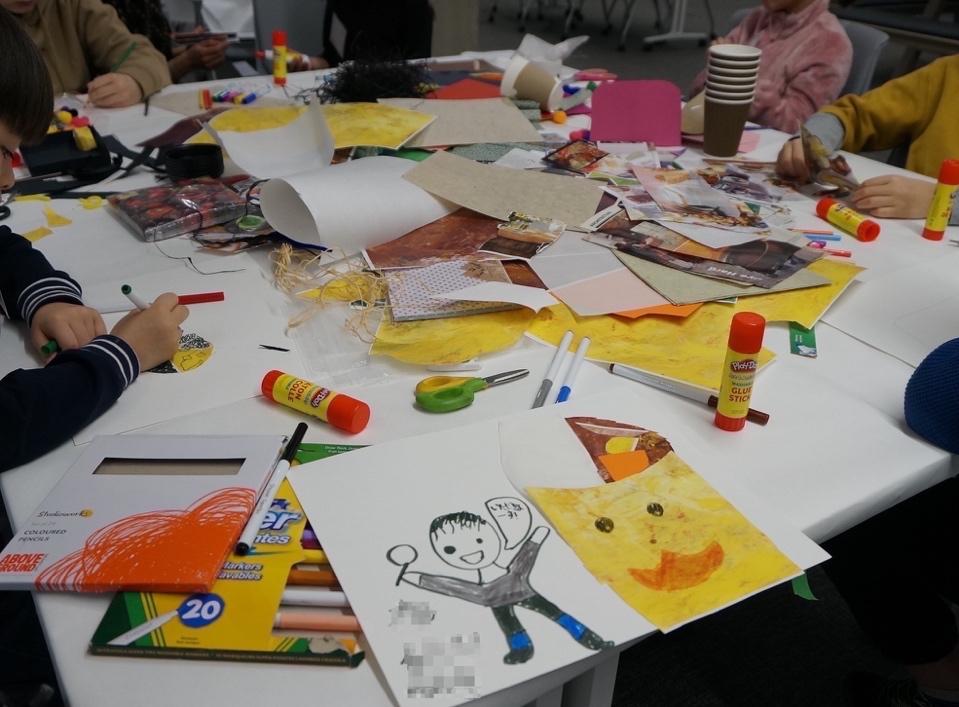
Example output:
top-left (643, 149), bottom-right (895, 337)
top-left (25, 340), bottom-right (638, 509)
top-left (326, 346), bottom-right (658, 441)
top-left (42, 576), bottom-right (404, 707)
top-left (922, 158), bottom-right (959, 241)
top-left (715, 312), bottom-right (766, 432)
top-left (272, 30), bottom-right (288, 86)
top-left (815, 198), bottom-right (880, 242)
top-left (261, 370), bottom-right (369, 433)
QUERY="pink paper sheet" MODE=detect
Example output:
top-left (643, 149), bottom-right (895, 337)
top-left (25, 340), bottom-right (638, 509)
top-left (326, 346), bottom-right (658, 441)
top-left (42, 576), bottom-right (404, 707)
top-left (590, 80), bottom-right (682, 146)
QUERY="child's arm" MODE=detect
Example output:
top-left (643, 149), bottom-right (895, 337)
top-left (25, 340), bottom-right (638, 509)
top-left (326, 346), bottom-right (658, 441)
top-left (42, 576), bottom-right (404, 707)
top-left (905, 338), bottom-right (959, 455)
top-left (0, 297), bottom-right (187, 471)
top-left (0, 226), bottom-right (86, 326)
top-left (0, 338), bottom-right (138, 471)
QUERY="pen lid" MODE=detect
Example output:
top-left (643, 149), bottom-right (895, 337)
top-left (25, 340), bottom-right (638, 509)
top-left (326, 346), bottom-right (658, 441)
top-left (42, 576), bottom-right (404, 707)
top-left (272, 30), bottom-right (287, 46)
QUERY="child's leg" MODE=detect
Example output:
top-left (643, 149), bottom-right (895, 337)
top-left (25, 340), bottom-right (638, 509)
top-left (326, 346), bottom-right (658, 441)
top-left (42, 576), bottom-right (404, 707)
top-left (518, 594), bottom-right (613, 650)
top-left (491, 605), bottom-right (534, 664)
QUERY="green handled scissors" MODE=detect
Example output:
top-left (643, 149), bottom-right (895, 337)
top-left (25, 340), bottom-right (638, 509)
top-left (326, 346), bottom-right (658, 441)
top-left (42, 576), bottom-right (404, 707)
top-left (415, 369), bottom-right (530, 413)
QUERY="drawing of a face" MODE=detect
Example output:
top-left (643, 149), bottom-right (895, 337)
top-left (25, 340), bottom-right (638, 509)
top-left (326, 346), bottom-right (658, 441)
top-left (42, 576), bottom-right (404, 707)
top-left (430, 516), bottom-right (502, 571)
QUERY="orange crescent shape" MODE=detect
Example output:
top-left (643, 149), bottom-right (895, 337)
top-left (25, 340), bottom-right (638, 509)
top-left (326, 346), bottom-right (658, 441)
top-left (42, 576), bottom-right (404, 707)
top-left (628, 541), bottom-right (725, 591)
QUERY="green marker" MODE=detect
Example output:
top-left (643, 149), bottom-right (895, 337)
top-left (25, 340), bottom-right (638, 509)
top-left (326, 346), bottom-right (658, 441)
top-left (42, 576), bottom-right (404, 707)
top-left (40, 340), bottom-right (59, 356)
top-left (110, 41), bottom-right (137, 73)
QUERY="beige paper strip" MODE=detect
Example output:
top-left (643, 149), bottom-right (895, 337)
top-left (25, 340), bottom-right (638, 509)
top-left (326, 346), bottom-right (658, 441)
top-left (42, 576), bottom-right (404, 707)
top-left (403, 150), bottom-right (604, 230)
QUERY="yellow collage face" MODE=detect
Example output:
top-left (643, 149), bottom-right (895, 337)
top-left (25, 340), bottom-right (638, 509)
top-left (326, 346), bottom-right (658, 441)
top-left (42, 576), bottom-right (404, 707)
top-left (528, 451), bottom-right (800, 630)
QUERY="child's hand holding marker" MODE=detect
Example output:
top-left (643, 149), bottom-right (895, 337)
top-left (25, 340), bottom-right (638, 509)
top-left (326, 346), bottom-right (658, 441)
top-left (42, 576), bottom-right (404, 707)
top-left (110, 289), bottom-right (188, 371)
top-left (32, 303), bottom-right (107, 359)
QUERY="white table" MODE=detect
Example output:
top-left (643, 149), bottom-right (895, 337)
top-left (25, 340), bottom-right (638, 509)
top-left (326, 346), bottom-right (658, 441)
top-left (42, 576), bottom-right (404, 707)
top-left (2, 74), bottom-right (956, 707)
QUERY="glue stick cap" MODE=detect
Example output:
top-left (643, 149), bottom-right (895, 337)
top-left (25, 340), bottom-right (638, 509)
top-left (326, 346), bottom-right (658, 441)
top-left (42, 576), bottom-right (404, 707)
top-left (938, 158), bottom-right (959, 185)
top-left (727, 311), bottom-right (766, 354)
top-left (815, 197), bottom-right (837, 219)
top-left (272, 30), bottom-right (287, 46)
top-left (326, 394), bottom-right (370, 434)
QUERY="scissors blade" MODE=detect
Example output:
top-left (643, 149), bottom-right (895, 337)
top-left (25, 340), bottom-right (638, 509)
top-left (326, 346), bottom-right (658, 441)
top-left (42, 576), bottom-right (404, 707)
top-left (481, 369), bottom-right (530, 388)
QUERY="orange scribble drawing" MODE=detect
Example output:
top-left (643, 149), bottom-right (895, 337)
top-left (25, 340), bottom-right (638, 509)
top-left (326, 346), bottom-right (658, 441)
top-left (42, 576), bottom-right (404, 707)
top-left (36, 487), bottom-right (255, 593)
top-left (628, 541), bottom-right (725, 592)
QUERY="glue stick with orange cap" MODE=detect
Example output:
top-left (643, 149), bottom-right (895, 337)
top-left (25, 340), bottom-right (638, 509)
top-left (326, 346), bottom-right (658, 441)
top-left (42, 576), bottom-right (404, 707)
top-left (261, 370), bottom-right (369, 434)
top-left (715, 312), bottom-right (766, 432)
top-left (272, 30), bottom-right (288, 86)
top-left (922, 158), bottom-right (959, 241)
top-left (816, 198), bottom-right (880, 242)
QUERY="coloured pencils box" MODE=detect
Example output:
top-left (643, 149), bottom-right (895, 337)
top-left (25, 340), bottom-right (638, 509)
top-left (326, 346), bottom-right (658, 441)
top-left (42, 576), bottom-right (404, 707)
top-left (0, 434), bottom-right (285, 592)
top-left (90, 469), bottom-right (365, 668)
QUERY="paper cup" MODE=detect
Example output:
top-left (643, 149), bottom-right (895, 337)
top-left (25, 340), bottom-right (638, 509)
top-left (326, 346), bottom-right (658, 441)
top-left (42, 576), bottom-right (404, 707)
top-left (500, 54), bottom-right (563, 112)
top-left (705, 73), bottom-right (757, 86)
top-left (681, 90), bottom-right (706, 134)
top-left (708, 57), bottom-right (760, 70)
top-left (706, 80), bottom-right (755, 92)
top-left (708, 44), bottom-right (762, 62)
top-left (703, 96), bottom-right (752, 157)
top-left (706, 65), bottom-right (761, 77)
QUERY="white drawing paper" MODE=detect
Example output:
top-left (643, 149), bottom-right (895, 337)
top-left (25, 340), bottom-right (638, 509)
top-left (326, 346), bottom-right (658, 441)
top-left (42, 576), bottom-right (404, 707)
top-left (260, 156), bottom-right (456, 251)
top-left (288, 390), bottom-right (827, 706)
top-left (213, 99), bottom-right (335, 178)
top-left (75, 253), bottom-right (300, 442)
top-left (823, 251), bottom-right (959, 367)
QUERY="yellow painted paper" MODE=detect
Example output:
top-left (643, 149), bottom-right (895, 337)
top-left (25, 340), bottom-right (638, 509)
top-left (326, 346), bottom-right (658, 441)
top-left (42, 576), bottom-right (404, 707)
top-left (733, 258), bottom-right (864, 329)
top-left (320, 103), bottom-right (434, 150)
top-left (22, 226), bottom-right (53, 242)
top-left (528, 303), bottom-right (775, 391)
top-left (371, 308), bottom-right (536, 365)
top-left (527, 451), bottom-right (800, 630)
top-left (204, 105), bottom-right (306, 134)
top-left (194, 103), bottom-right (432, 150)
top-left (44, 205), bottom-right (72, 227)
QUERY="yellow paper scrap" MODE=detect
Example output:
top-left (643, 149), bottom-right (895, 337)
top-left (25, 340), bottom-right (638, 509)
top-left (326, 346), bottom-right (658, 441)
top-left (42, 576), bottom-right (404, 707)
top-left (528, 451), bottom-right (801, 631)
top-left (528, 303), bottom-right (775, 391)
top-left (197, 103), bottom-right (433, 151)
top-left (371, 308), bottom-right (536, 365)
top-left (12, 194), bottom-right (50, 202)
top-left (320, 103), bottom-right (434, 150)
top-left (22, 226), bottom-right (53, 242)
top-left (78, 196), bottom-right (104, 210)
top-left (206, 105), bottom-right (305, 134)
top-left (733, 258), bottom-right (865, 329)
top-left (44, 205), bottom-right (72, 227)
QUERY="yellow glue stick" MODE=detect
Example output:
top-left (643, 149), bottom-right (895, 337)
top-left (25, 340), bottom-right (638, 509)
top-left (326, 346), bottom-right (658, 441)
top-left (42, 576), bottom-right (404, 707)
top-left (261, 370), bottom-right (369, 434)
top-left (272, 30), bottom-right (287, 86)
top-left (715, 312), bottom-right (766, 432)
top-left (922, 158), bottom-right (959, 241)
top-left (816, 198), bottom-right (880, 242)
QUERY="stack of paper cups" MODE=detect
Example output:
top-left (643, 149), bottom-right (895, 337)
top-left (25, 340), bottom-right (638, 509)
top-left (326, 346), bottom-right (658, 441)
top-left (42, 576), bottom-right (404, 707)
top-left (703, 44), bottom-right (761, 157)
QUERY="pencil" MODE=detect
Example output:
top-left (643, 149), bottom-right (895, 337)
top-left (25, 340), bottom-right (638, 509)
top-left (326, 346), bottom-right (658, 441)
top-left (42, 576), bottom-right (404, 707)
top-left (300, 548), bottom-right (329, 565)
top-left (274, 612), bottom-right (360, 633)
top-left (110, 41), bottom-right (137, 73)
top-left (280, 588), bottom-right (349, 608)
top-left (287, 568), bottom-right (339, 587)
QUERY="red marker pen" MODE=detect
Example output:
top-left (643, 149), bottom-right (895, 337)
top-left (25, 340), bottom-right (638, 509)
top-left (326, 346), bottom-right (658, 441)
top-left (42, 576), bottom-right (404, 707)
top-left (807, 242), bottom-right (852, 258)
top-left (715, 312), bottom-right (766, 432)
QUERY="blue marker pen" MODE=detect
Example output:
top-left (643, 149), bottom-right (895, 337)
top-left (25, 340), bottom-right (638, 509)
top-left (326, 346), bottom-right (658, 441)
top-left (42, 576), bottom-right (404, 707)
top-left (555, 337), bottom-right (590, 403)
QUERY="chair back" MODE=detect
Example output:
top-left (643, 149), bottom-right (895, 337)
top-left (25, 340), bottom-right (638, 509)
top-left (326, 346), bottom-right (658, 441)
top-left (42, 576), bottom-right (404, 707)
top-left (722, 10), bottom-right (888, 95)
top-left (836, 20), bottom-right (888, 95)
top-left (252, 0), bottom-right (327, 57)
